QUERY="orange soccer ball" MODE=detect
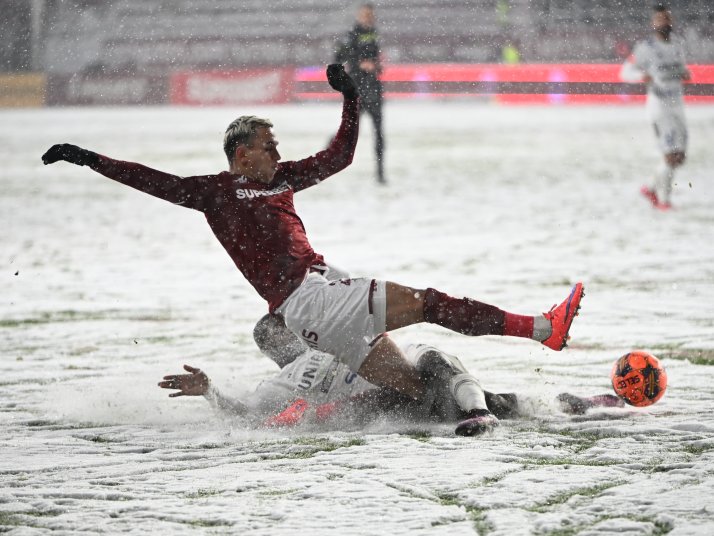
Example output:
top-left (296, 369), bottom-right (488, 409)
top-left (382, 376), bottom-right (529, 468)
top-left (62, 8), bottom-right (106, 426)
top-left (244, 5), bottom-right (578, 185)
top-left (610, 351), bottom-right (667, 407)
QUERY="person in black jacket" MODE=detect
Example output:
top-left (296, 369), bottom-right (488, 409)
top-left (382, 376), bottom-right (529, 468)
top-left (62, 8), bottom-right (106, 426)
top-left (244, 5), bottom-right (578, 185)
top-left (336, 3), bottom-right (386, 184)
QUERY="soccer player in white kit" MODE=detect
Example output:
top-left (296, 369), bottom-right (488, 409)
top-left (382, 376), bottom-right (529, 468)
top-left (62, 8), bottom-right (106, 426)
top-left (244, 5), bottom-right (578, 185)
top-left (159, 315), bottom-right (624, 436)
top-left (159, 313), bottom-right (504, 436)
top-left (620, 3), bottom-right (691, 210)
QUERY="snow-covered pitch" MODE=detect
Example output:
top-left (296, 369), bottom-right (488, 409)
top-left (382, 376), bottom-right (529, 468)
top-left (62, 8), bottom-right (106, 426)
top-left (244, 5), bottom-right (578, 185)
top-left (2, 102), bottom-right (714, 535)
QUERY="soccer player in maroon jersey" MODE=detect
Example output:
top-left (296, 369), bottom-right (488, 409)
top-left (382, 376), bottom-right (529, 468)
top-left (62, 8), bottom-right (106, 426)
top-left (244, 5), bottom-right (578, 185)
top-left (43, 64), bottom-right (583, 435)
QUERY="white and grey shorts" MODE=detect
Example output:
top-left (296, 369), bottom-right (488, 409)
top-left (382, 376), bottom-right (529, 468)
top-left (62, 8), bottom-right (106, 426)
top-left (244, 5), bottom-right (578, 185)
top-left (276, 272), bottom-right (387, 372)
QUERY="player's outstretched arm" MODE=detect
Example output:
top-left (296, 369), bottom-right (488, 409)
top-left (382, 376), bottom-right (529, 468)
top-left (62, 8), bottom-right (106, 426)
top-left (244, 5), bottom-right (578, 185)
top-left (278, 64), bottom-right (360, 192)
top-left (42, 144), bottom-right (99, 167)
top-left (327, 63), bottom-right (359, 99)
top-left (42, 143), bottom-right (211, 209)
top-left (159, 364), bottom-right (210, 397)
top-left (159, 364), bottom-right (250, 416)
top-left (619, 57), bottom-right (646, 83)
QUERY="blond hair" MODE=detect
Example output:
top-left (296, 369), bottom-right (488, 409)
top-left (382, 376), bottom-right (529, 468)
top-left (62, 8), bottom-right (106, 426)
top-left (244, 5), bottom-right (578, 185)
top-left (223, 115), bottom-right (273, 163)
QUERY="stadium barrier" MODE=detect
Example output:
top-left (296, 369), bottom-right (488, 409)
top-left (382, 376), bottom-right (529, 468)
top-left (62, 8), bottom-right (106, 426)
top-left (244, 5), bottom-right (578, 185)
top-left (170, 69), bottom-right (294, 105)
top-left (46, 74), bottom-right (167, 106)
top-left (295, 64), bottom-right (714, 104)
top-left (34, 64), bottom-right (714, 108)
top-left (0, 73), bottom-right (45, 107)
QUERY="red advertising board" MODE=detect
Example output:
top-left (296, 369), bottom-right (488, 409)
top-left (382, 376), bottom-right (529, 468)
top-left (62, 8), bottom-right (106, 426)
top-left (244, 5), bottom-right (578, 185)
top-left (295, 64), bottom-right (714, 104)
top-left (171, 68), bottom-right (293, 105)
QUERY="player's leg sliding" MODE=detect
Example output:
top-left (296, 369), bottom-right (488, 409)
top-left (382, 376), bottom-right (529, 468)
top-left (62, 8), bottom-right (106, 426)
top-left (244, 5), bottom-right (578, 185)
top-left (484, 391), bottom-right (520, 419)
top-left (415, 348), bottom-right (499, 436)
top-left (556, 393), bottom-right (624, 415)
top-left (422, 283), bottom-right (584, 351)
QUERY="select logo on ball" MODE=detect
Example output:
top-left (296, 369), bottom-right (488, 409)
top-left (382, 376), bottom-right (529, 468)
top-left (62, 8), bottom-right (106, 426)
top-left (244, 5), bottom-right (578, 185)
top-left (610, 351), bottom-right (667, 407)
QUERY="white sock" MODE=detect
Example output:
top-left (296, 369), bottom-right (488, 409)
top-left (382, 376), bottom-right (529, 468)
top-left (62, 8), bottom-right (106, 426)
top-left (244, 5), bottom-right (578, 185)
top-left (655, 163), bottom-right (675, 204)
top-left (533, 315), bottom-right (552, 342)
top-left (450, 373), bottom-right (488, 413)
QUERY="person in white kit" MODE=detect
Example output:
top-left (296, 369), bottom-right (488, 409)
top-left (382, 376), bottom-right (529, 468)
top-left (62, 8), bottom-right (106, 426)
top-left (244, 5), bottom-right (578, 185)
top-left (158, 315), bottom-right (623, 436)
top-left (620, 3), bottom-right (691, 210)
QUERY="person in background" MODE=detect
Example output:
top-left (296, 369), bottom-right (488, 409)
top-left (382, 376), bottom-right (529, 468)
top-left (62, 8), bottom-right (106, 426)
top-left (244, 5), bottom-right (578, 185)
top-left (620, 3), bottom-right (691, 211)
top-left (336, 2), bottom-right (386, 184)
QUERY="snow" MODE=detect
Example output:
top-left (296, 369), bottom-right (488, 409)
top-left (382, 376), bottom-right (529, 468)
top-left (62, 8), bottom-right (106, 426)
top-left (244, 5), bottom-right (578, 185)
top-left (2, 101), bottom-right (714, 535)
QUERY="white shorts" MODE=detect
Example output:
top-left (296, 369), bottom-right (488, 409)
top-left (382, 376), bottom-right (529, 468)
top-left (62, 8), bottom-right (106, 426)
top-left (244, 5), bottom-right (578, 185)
top-left (276, 272), bottom-right (387, 372)
top-left (647, 100), bottom-right (688, 154)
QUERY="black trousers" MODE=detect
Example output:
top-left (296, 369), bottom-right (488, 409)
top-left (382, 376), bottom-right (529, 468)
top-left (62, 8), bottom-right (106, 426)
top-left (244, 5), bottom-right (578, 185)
top-left (361, 97), bottom-right (385, 183)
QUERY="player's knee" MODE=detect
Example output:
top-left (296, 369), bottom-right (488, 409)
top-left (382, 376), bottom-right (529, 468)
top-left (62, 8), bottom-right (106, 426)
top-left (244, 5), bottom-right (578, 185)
top-left (253, 314), bottom-right (307, 368)
top-left (665, 152), bottom-right (685, 168)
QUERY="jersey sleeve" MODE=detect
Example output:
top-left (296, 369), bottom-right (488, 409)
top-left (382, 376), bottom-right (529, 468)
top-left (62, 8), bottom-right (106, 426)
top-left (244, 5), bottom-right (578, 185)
top-left (620, 56), bottom-right (645, 83)
top-left (620, 43), bottom-right (648, 83)
top-left (88, 155), bottom-right (215, 211)
top-left (204, 385), bottom-right (250, 416)
top-left (274, 96), bottom-right (360, 193)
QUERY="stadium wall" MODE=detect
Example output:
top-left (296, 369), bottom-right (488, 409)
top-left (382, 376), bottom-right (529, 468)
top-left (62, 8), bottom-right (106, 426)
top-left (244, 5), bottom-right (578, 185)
top-left (0, 73), bottom-right (46, 107)
top-left (36, 64), bottom-right (714, 107)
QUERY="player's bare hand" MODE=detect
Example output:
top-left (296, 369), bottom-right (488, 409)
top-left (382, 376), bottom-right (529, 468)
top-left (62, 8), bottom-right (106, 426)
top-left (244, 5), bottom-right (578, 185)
top-left (158, 364), bottom-right (210, 397)
top-left (327, 64), bottom-right (359, 99)
top-left (42, 143), bottom-right (99, 167)
top-left (359, 59), bottom-right (377, 73)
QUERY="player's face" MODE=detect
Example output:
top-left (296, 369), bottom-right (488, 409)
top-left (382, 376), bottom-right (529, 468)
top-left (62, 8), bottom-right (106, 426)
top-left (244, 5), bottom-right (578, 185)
top-left (357, 6), bottom-right (375, 28)
top-left (243, 127), bottom-right (281, 183)
top-left (652, 10), bottom-right (673, 35)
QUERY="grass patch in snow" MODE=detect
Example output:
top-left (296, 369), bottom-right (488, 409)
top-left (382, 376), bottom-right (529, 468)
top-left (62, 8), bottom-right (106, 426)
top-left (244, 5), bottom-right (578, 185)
top-left (532, 514), bottom-right (673, 536)
top-left (256, 436), bottom-right (366, 460)
top-left (0, 509), bottom-right (63, 530)
top-left (0, 309), bottom-right (176, 328)
top-left (527, 481), bottom-right (625, 513)
top-left (184, 488), bottom-right (221, 499)
top-left (517, 456), bottom-right (617, 467)
top-left (681, 443), bottom-right (714, 455)
top-left (407, 430), bottom-right (432, 442)
top-left (180, 518), bottom-right (232, 528)
top-left (435, 493), bottom-right (494, 536)
top-left (652, 346), bottom-right (714, 366)
top-left (0, 511), bottom-right (22, 527)
top-left (259, 488), bottom-right (298, 497)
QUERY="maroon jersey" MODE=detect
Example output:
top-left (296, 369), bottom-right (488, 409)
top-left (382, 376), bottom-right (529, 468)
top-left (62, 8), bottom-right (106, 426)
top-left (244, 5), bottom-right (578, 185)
top-left (88, 98), bottom-right (359, 311)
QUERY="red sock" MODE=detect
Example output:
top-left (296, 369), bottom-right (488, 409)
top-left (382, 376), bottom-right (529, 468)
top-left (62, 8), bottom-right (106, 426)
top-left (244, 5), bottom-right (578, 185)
top-left (503, 312), bottom-right (534, 339)
top-left (423, 288), bottom-right (505, 336)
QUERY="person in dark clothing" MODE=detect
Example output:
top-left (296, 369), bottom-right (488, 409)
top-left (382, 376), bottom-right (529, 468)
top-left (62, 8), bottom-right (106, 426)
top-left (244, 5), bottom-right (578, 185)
top-left (335, 2), bottom-right (386, 184)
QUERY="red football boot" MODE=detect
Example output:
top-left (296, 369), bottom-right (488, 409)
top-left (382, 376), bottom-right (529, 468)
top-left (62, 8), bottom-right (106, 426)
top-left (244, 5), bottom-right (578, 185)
top-left (541, 282), bottom-right (584, 351)
top-left (653, 200), bottom-right (673, 211)
top-left (640, 185), bottom-right (658, 206)
top-left (262, 399), bottom-right (309, 428)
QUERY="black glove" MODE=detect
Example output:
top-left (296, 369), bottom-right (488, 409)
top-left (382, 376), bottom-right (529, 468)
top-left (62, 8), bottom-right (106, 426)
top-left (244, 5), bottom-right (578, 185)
top-left (326, 64), bottom-right (359, 99)
top-left (41, 144), bottom-right (99, 167)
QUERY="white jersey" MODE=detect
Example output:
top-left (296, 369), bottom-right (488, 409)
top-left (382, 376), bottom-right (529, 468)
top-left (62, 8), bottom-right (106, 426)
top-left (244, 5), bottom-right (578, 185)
top-left (205, 344), bottom-right (432, 418)
top-left (620, 35), bottom-right (689, 153)
top-left (621, 35), bottom-right (688, 108)
top-left (242, 348), bottom-right (376, 415)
